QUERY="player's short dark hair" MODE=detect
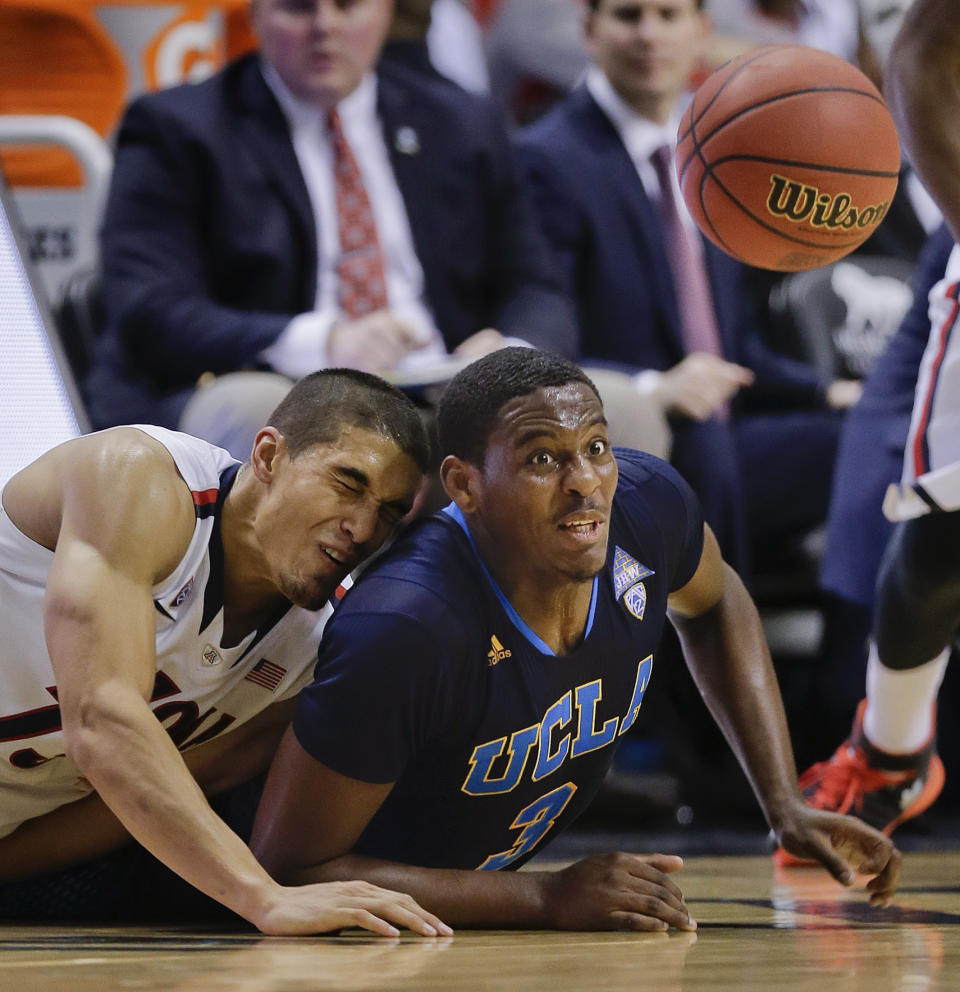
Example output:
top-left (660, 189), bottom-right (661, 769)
top-left (266, 369), bottom-right (430, 471)
top-left (437, 348), bottom-right (600, 465)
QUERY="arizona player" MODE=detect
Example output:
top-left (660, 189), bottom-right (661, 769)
top-left (781, 0), bottom-right (960, 862)
top-left (0, 369), bottom-right (446, 936)
top-left (252, 349), bottom-right (900, 929)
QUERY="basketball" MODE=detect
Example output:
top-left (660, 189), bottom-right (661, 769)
top-left (676, 45), bottom-right (901, 272)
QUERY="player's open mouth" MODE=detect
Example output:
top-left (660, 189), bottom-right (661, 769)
top-left (557, 519), bottom-right (603, 538)
top-left (320, 545), bottom-right (348, 566)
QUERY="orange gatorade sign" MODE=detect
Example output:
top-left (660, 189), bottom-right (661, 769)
top-left (0, 0), bottom-right (255, 188)
top-left (142, 6), bottom-right (227, 90)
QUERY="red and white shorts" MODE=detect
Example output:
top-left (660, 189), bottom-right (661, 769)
top-left (886, 243), bottom-right (960, 520)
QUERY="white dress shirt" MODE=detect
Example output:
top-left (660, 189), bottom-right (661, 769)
top-left (259, 62), bottom-right (448, 377)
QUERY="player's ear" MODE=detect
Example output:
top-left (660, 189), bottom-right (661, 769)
top-left (440, 454), bottom-right (478, 512)
top-left (250, 427), bottom-right (285, 483)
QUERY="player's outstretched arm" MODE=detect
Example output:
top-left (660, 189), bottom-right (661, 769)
top-left (666, 525), bottom-right (901, 905)
top-left (885, 0), bottom-right (960, 241)
top-left (1, 431), bottom-right (445, 936)
top-left (0, 700), bottom-right (295, 883)
top-left (310, 850), bottom-right (697, 932)
top-left (252, 728), bottom-right (697, 931)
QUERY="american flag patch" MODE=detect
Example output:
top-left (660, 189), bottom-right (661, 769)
top-left (244, 659), bottom-right (287, 691)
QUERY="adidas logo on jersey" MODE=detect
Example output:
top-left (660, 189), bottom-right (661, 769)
top-left (487, 635), bottom-right (512, 666)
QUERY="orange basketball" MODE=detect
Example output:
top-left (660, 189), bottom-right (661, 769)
top-left (676, 45), bottom-right (901, 272)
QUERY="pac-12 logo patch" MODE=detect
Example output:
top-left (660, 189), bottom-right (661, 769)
top-left (623, 582), bottom-right (647, 620)
top-left (201, 643), bottom-right (222, 667)
top-left (613, 546), bottom-right (655, 600)
top-left (169, 576), bottom-right (195, 608)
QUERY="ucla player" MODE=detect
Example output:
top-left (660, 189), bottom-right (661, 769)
top-left (780, 0), bottom-right (960, 863)
top-left (251, 349), bottom-right (900, 929)
top-left (0, 369), bottom-right (448, 936)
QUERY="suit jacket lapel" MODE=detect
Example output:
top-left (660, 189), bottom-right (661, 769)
top-left (232, 57), bottom-right (317, 279)
top-left (703, 241), bottom-right (736, 355)
top-left (376, 70), bottom-right (438, 296)
top-left (572, 89), bottom-right (685, 349)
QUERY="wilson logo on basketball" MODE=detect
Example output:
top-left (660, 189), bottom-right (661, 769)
top-left (766, 174), bottom-right (889, 231)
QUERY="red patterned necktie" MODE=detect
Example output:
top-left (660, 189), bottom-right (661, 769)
top-left (649, 144), bottom-right (723, 359)
top-left (329, 108), bottom-right (388, 318)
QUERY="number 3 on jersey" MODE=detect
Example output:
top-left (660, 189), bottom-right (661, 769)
top-left (478, 782), bottom-right (578, 870)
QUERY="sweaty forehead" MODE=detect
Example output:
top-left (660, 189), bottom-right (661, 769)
top-left (303, 426), bottom-right (407, 474)
top-left (492, 383), bottom-right (606, 444)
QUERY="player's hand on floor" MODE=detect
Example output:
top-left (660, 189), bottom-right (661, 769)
top-left (539, 852), bottom-right (696, 931)
top-left (773, 802), bottom-right (901, 907)
top-left (251, 879), bottom-right (453, 937)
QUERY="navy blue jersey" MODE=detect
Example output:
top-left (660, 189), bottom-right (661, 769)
top-left (293, 449), bottom-right (704, 870)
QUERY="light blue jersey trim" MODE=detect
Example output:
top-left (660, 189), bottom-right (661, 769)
top-left (442, 503), bottom-right (599, 657)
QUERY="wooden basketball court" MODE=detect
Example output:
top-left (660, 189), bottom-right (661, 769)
top-left (0, 851), bottom-right (955, 992)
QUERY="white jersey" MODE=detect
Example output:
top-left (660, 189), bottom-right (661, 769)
top-left (0, 426), bottom-right (334, 838)
top-left (885, 244), bottom-right (960, 520)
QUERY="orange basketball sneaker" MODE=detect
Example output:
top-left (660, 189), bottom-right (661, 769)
top-left (775, 700), bottom-right (945, 867)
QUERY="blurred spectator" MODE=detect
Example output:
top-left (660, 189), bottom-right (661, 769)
top-left (708, 0), bottom-right (860, 63)
top-left (484, 0), bottom-right (589, 126)
top-left (86, 0), bottom-right (576, 458)
top-left (517, 0), bottom-right (855, 576)
top-left (381, 0), bottom-right (489, 92)
top-left (855, 0), bottom-right (943, 264)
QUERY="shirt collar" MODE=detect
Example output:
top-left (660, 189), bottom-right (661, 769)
top-left (260, 58), bottom-right (379, 132)
top-left (585, 65), bottom-right (684, 171)
top-left (441, 503), bottom-right (600, 656)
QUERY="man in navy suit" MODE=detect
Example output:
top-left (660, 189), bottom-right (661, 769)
top-left (86, 0), bottom-right (576, 455)
top-left (515, 0), bottom-right (858, 573)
